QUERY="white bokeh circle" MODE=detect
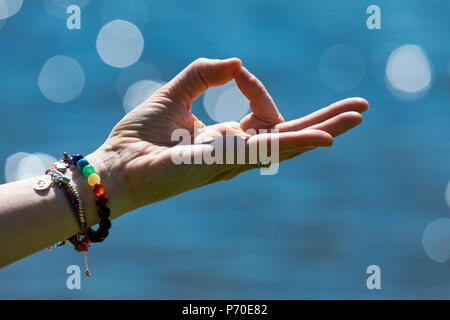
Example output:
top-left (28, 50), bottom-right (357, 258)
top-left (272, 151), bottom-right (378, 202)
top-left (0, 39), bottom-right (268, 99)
top-left (96, 20), bottom-right (144, 68)
top-left (0, 0), bottom-right (23, 20)
top-left (203, 80), bottom-right (249, 123)
top-left (5, 152), bottom-right (57, 183)
top-left (386, 44), bottom-right (432, 96)
top-left (423, 218), bottom-right (450, 263)
top-left (319, 44), bottom-right (366, 92)
top-left (123, 80), bottom-right (165, 113)
top-left (38, 55), bottom-right (85, 103)
top-left (5, 152), bottom-right (28, 182)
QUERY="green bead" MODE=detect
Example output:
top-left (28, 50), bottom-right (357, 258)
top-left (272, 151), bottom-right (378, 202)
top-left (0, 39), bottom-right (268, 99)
top-left (82, 165), bottom-right (95, 178)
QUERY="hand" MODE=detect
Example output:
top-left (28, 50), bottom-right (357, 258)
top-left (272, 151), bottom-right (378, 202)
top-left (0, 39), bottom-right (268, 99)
top-left (88, 58), bottom-right (368, 218)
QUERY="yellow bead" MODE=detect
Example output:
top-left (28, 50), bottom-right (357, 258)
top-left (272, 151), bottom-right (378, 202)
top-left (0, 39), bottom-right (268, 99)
top-left (87, 173), bottom-right (101, 186)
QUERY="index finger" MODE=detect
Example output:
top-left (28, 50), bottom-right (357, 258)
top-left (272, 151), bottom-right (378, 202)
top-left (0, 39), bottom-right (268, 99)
top-left (235, 66), bottom-right (284, 131)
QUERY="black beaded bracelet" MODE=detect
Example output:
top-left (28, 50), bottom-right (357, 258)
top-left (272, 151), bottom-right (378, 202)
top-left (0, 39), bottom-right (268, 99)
top-left (87, 206), bottom-right (111, 242)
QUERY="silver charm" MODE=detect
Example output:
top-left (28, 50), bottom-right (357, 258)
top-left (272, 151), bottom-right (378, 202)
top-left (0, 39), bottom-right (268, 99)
top-left (55, 162), bottom-right (67, 173)
top-left (33, 178), bottom-right (51, 191)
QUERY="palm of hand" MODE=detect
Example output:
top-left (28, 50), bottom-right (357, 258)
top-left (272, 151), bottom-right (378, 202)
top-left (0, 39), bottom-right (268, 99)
top-left (100, 58), bottom-right (368, 212)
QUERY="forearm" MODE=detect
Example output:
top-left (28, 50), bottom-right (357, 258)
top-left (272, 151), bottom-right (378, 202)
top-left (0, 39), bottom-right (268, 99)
top-left (0, 150), bottom-right (123, 267)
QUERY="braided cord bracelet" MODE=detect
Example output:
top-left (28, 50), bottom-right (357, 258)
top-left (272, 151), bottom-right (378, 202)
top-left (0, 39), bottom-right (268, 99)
top-left (44, 167), bottom-right (91, 275)
top-left (46, 169), bottom-right (84, 233)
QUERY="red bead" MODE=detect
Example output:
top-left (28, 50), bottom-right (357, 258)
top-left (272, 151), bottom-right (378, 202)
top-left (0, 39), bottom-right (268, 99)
top-left (95, 194), bottom-right (108, 206)
top-left (93, 183), bottom-right (105, 197)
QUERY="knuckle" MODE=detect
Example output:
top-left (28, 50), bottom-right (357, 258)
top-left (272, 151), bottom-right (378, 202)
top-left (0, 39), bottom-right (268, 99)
top-left (192, 57), bottom-right (209, 67)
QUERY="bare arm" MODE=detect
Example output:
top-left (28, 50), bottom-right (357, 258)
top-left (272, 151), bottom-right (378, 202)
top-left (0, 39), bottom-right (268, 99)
top-left (0, 58), bottom-right (368, 267)
top-left (0, 152), bottom-right (121, 267)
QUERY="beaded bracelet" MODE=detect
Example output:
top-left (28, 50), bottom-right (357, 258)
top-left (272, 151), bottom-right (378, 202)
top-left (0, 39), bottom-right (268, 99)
top-left (46, 168), bottom-right (85, 233)
top-left (36, 153), bottom-right (112, 277)
top-left (62, 153), bottom-right (112, 244)
top-left (43, 167), bottom-right (92, 275)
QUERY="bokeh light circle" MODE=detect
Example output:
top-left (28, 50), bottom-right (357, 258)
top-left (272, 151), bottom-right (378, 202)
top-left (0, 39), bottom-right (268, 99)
top-left (0, 0), bottom-right (23, 20)
top-left (96, 20), bottom-right (144, 68)
top-left (5, 152), bottom-right (57, 183)
top-left (0, 1), bottom-right (6, 21)
top-left (5, 152), bottom-right (28, 182)
top-left (38, 55), bottom-right (85, 103)
top-left (203, 80), bottom-right (249, 123)
top-left (123, 80), bottom-right (165, 113)
top-left (0, 6), bottom-right (5, 30)
top-left (386, 44), bottom-right (432, 95)
top-left (423, 218), bottom-right (450, 263)
top-left (319, 44), bottom-right (366, 92)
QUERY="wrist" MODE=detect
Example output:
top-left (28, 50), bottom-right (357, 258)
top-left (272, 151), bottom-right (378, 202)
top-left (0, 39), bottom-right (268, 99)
top-left (67, 147), bottom-right (127, 226)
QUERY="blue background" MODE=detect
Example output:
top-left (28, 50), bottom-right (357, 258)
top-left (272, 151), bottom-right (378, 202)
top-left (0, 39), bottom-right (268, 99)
top-left (0, 0), bottom-right (450, 299)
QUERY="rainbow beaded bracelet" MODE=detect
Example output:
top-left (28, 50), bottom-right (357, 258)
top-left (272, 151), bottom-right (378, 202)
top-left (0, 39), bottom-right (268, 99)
top-left (62, 153), bottom-right (112, 243)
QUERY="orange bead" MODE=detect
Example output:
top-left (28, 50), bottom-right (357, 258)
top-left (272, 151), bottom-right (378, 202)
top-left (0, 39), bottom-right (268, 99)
top-left (93, 183), bottom-right (105, 197)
